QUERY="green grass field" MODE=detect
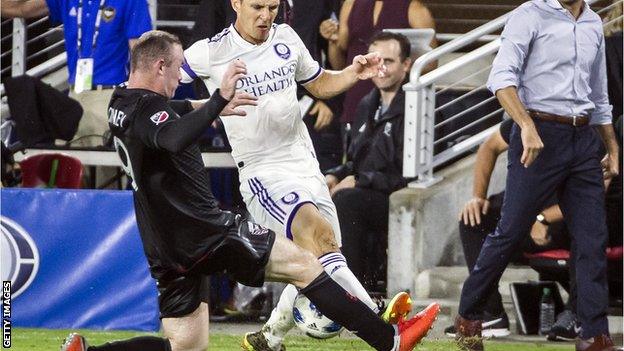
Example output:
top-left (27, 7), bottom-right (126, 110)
top-left (10, 328), bottom-right (575, 351)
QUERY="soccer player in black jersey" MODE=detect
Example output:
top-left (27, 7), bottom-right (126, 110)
top-left (61, 30), bottom-right (438, 351)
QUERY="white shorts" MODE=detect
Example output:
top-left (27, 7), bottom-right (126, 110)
top-left (240, 173), bottom-right (342, 246)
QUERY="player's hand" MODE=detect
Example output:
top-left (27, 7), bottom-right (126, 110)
top-left (520, 123), bottom-right (543, 168)
top-left (325, 174), bottom-right (339, 190)
top-left (310, 101), bottom-right (334, 131)
top-left (330, 175), bottom-right (356, 196)
top-left (319, 19), bottom-right (339, 42)
top-left (219, 59), bottom-right (247, 101)
top-left (601, 152), bottom-right (619, 180)
top-left (458, 197), bottom-right (490, 227)
top-left (220, 92), bottom-right (257, 116)
top-left (352, 52), bottom-right (386, 80)
top-left (530, 220), bottom-right (551, 246)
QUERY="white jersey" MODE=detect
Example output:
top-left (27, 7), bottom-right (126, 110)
top-left (181, 24), bottom-right (324, 179)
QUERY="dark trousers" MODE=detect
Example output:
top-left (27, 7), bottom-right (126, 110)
top-left (459, 120), bottom-right (609, 339)
top-left (459, 192), bottom-right (571, 317)
top-left (333, 187), bottom-right (389, 292)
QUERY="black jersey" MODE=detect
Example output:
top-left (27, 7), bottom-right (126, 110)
top-left (108, 87), bottom-right (236, 275)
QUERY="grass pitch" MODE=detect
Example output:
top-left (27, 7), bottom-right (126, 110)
top-left (11, 328), bottom-right (575, 351)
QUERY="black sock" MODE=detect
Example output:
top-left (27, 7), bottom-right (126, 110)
top-left (88, 336), bottom-right (171, 351)
top-left (300, 272), bottom-right (396, 351)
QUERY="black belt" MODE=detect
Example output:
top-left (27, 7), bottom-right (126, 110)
top-left (528, 110), bottom-right (589, 127)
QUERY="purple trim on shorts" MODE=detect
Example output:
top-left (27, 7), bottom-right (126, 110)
top-left (247, 179), bottom-right (285, 224)
top-left (248, 178), bottom-right (284, 219)
top-left (286, 201), bottom-right (317, 241)
top-left (251, 178), bottom-right (287, 216)
top-left (181, 59), bottom-right (198, 80)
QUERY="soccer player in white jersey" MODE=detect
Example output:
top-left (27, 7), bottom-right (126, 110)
top-left (181, 1), bottom-right (440, 350)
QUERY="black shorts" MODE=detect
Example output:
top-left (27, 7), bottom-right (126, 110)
top-left (155, 218), bottom-right (276, 319)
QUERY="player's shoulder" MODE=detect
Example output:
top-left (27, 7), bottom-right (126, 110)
top-left (134, 91), bottom-right (170, 118)
top-left (273, 23), bottom-right (300, 40)
top-left (207, 26), bottom-right (234, 46)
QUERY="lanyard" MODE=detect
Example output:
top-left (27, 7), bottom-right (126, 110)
top-left (76, 0), bottom-right (106, 58)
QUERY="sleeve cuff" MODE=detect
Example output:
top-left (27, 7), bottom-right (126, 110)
top-left (298, 66), bottom-right (323, 85)
top-left (487, 75), bottom-right (518, 94)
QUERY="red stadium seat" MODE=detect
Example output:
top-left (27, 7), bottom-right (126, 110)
top-left (524, 247), bottom-right (623, 310)
top-left (19, 153), bottom-right (83, 189)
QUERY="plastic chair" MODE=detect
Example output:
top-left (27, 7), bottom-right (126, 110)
top-left (524, 246), bottom-right (623, 309)
top-left (19, 153), bottom-right (83, 189)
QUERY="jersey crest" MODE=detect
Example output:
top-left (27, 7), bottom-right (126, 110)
top-left (273, 43), bottom-right (291, 60)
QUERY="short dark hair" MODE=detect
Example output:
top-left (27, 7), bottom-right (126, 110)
top-left (130, 30), bottom-right (182, 72)
top-left (369, 31), bottom-right (411, 62)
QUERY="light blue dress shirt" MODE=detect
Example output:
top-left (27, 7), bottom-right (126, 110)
top-left (487, 0), bottom-right (612, 125)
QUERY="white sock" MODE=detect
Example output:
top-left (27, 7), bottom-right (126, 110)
top-left (318, 252), bottom-right (379, 313)
top-left (261, 284), bottom-right (298, 350)
top-left (391, 325), bottom-right (400, 351)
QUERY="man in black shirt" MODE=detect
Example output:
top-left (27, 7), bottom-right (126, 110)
top-left (61, 30), bottom-right (439, 351)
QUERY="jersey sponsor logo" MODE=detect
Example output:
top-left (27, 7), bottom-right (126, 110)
top-left (150, 111), bottom-right (170, 125)
top-left (273, 43), bottom-right (291, 60)
top-left (102, 6), bottom-right (116, 22)
top-left (1, 216), bottom-right (40, 298)
top-left (281, 192), bottom-right (299, 205)
top-left (235, 61), bottom-right (297, 97)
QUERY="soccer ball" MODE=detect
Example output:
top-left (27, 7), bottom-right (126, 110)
top-left (292, 293), bottom-right (344, 339)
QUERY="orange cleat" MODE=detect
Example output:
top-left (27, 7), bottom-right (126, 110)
top-left (398, 302), bottom-right (440, 351)
top-left (381, 291), bottom-right (413, 324)
top-left (60, 333), bottom-right (89, 351)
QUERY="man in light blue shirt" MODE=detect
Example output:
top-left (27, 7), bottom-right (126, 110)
top-left (453, 1), bottom-right (619, 350)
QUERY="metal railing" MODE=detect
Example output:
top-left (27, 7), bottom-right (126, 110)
top-left (403, 0), bottom-right (622, 187)
top-left (0, 16), bottom-right (66, 96)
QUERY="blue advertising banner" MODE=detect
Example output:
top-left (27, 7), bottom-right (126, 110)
top-left (1, 188), bottom-right (159, 331)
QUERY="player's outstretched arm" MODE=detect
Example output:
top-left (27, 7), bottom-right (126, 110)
top-left (304, 52), bottom-right (386, 99)
top-left (155, 61), bottom-right (256, 152)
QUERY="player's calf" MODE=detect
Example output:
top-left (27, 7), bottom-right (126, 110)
top-left (163, 302), bottom-right (210, 351)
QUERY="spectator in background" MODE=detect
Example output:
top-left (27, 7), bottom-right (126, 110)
top-left (445, 115), bottom-right (622, 342)
top-left (441, 119), bottom-right (570, 340)
top-left (1, 0), bottom-right (151, 148)
top-left (320, 0), bottom-right (436, 142)
top-left (325, 32), bottom-right (411, 292)
top-left (604, 1), bottom-right (622, 118)
top-left (454, 1), bottom-right (619, 350)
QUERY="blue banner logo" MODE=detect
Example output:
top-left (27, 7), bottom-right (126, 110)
top-left (1, 216), bottom-right (39, 298)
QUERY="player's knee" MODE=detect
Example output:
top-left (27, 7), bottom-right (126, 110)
top-left (290, 249), bottom-right (323, 287)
